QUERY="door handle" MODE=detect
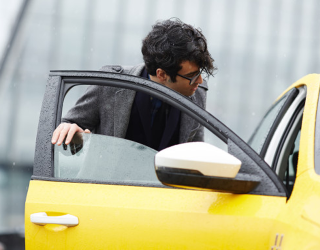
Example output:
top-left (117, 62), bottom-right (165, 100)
top-left (30, 212), bottom-right (79, 227)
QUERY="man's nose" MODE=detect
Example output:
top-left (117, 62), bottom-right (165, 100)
top-left (195, 74), bottom-right (203, 84)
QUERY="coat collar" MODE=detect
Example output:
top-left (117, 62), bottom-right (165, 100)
top-left (113, 64), bottom-right (145, 138)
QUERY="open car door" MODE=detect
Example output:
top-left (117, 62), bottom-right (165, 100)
top-left (25, 70), bottom-right (287, 249)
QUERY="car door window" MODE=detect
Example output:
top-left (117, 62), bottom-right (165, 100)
top-left (249, 86), bottom-right (306, 197)
top-left (283, 130), bottom-right (301, 194)
top-left (248, 88), bottom-right (298, 156)
top-left (273, 108), bottom-right (303, 196)
top-left (55, 134), bottom-right (159, 184)
top-left (33, 71), bottom-right (287, 197)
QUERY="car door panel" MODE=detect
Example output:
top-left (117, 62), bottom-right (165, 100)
top-left (26, 180), bottom-right (286, 249)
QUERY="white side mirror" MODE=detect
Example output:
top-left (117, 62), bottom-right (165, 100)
top-left (155, 142), bottom-right (241, 178)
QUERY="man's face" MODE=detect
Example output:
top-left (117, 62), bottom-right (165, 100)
top-left (164, 61), bottom-right (203, 97)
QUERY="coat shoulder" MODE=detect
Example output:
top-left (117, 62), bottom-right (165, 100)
top-left (99, 63), bottom-right (145, 76)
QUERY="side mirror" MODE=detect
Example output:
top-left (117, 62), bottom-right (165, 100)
top-left (155, 142), bottom-right (260, 194)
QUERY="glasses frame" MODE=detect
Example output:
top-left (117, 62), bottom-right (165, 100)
top-left (176, 70), bottom-right (203, 85)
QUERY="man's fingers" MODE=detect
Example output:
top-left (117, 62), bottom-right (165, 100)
top-left (64, 124), bottom-right (84, 145)
top-left (84, 129), bottom-right (91, 133)
top-left (52, 123), bottom-right (86, 146)
top-left (52, 123), bottom-right (66, 144)
top-left (56, 124), bottom-right (72, 146)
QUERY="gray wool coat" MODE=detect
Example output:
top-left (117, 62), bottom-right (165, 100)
top-left (62, 64), bottom-right (208, 145)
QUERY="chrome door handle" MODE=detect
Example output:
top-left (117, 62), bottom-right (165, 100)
top-left (30, 212), bottom-right (79, 227)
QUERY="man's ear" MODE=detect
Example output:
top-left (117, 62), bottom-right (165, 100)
top-left (156, 68), bottom-right (169, 82)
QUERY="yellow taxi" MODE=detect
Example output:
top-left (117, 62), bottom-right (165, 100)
top-left (25, 71), bottom-right (320, 249)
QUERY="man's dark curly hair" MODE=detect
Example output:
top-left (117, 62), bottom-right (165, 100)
top-left (142, 18), bottom-right (216, 82)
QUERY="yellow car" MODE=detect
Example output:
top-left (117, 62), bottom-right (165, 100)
top-left (25, 71), bottom-right (320, 249)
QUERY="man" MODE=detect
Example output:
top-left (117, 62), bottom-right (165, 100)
top-left (52, 18), bottom-right (216, 151)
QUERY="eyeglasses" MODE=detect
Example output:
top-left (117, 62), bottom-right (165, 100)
top-left (176, 70), bottom-right (203, 85)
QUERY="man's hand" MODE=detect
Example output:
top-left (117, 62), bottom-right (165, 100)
top-left (51, 123), bottom-right (91, 146)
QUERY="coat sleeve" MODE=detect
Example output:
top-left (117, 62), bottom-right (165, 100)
top-left (62, 85), bottom-right (101, 131)
top-left (62, 65), bottom-right (128, 131)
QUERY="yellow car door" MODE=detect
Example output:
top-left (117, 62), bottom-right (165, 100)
top-left (25, 71), bottom-right (289, 249)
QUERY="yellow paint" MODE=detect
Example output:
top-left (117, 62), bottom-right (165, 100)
top-left (26, 180), bottom-right (286, 250)
top-left (44, 224), bottom-right (68, 232)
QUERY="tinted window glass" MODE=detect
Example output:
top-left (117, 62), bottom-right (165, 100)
top-left (274, 107), bottom-right (303, 196)
top-left (55, 134), bottom-right (159, 184)
top-left (283, 130), bottom-right (300, 194)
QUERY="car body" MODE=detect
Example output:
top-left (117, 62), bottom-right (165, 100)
top-left (25, 72), bottom-right (320, 249)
